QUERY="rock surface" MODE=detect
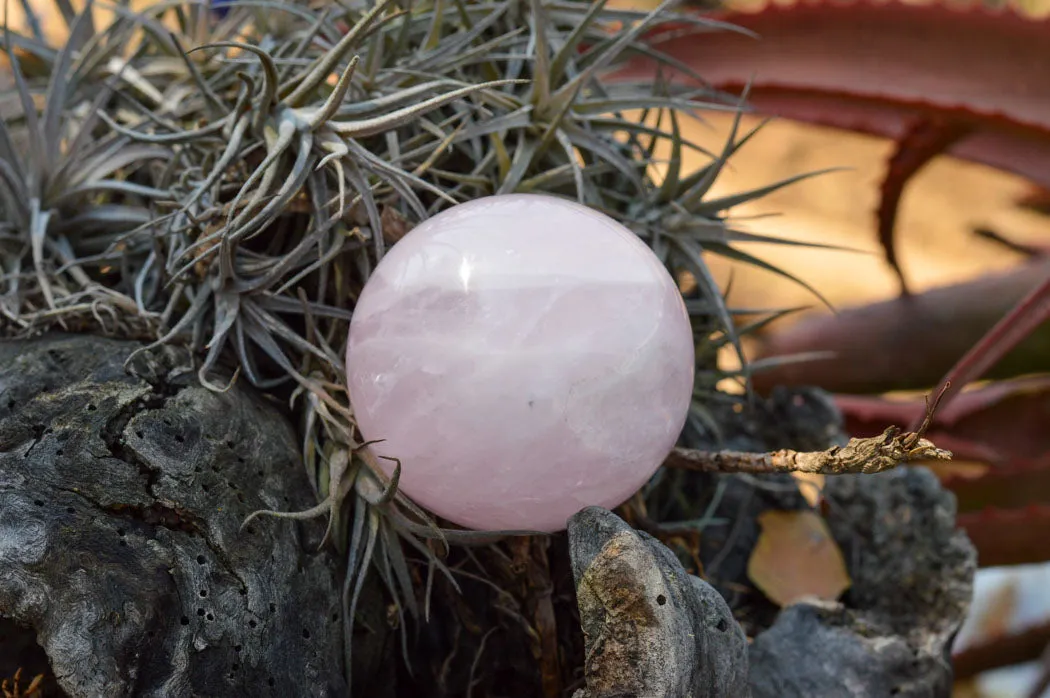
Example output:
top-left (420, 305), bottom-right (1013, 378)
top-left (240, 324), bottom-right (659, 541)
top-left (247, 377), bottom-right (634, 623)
top-left (567, 506), bottom-right (750, 698)
top-left (571, 388), bottom-right (975, 698)
top-left (0, 334), bottom-right (349, 697)
top-left (747, 467), bottom-right (977, 698)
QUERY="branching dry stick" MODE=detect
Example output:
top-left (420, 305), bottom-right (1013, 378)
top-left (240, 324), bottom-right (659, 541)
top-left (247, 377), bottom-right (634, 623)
top-left (666, 384), bottom-right (953, 476)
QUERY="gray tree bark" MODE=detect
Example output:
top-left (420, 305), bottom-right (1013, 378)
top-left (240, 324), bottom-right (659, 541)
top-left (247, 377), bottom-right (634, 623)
top-left (0, 335), bottom-right (356, 697)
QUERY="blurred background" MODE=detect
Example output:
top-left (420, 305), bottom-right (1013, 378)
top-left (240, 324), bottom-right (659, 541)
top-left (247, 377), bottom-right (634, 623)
top-left (4, 0), bottom-right (1050, 696)
top-left (684, 107), bottom-right (1050, 698)
top-left (614, 0), bottom-right (1050, 694)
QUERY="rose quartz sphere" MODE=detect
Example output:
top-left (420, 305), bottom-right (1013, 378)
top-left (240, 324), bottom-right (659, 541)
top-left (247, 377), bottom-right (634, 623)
top-left (346, 194), bottom-right (694, 532)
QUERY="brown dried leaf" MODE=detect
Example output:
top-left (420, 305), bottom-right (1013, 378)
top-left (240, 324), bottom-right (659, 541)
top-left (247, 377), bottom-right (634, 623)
top-left (791, 471), bottom-right (825, 507)
top-left (747, 510), bottom-right (851, 607)
top-left (380, 205), bottom-right (413, 244)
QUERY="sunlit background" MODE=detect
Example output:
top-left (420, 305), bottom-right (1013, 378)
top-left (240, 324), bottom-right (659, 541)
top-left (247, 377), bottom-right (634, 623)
top-left (631, 2), bottom-right (1050, 694)
top-left (3, 1), bottom-right (1050, 696)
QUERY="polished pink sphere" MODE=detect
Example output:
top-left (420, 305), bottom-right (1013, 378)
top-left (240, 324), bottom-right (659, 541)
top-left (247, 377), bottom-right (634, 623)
top-left (346, 194), bottom-right (694, 532)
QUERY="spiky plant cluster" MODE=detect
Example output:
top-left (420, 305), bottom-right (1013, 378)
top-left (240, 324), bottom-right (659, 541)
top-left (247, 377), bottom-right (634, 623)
top-left (0, 0), bottom-right (826, 683)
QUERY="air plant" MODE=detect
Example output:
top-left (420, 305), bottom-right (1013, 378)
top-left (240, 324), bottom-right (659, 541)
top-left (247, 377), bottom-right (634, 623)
top-left (0, 0), bottom-right (831, 685)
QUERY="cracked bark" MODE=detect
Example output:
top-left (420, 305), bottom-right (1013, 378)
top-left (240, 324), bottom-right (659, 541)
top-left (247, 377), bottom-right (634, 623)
top-left (0, 334), bottom-right (383, 697)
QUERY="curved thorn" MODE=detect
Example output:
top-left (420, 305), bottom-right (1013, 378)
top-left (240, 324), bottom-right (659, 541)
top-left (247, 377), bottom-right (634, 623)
top-left (374, 456), bottom-right (401, 506)
top-left (189, 41), bottom-right (279, 131)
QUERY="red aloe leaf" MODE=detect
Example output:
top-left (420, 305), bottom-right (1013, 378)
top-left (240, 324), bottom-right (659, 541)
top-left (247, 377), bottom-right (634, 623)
top-left (751, 259), bottom-right (1050, 395)
top-left (917, 433), bottom-right (1005, 469)
top-left (616, 1), bottom-right (1050, 276)
top-left (628, 0), bottom-right (1050, 182)
top-left (1018, 185), bottom-right (1050, 215)
top-left (626, 0), bottom-right (1050, 183)
top-left (836, 380), bottom-right (1050, 513)
top-left (837, 376), bottom-right (1050, 469)
top-left (973, 227), bottom-right (1050, 258)
top-left (954, 618), bottom-right (1050, 679)
top-left (878, 118), bottom-right (970, 292)
top-left (911, 273), bottom-right (1050, 429)
top-left (837, 376), bottom-right (1050, 433)
top-left (958, 506), bottom-right (1050, 567)
top-left (947, 464), bottom-right (1050, 514)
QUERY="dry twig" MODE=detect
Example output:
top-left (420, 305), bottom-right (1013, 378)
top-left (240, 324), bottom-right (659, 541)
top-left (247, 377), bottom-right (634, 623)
top-left (954, 618), bottom-right (1050, 680)
top-left (666, 385), bottom-right (952, 476)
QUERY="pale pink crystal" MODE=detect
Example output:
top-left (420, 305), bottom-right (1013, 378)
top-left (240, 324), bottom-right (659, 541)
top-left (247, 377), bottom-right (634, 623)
top-left (346, 194), bottom-right (694, 532)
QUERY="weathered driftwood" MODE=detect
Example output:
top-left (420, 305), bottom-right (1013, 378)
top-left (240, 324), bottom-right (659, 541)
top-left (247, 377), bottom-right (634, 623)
top-left (0, 334), bottom-right (362, 697)
top-left (567, 506), bottom-right (750, 698)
